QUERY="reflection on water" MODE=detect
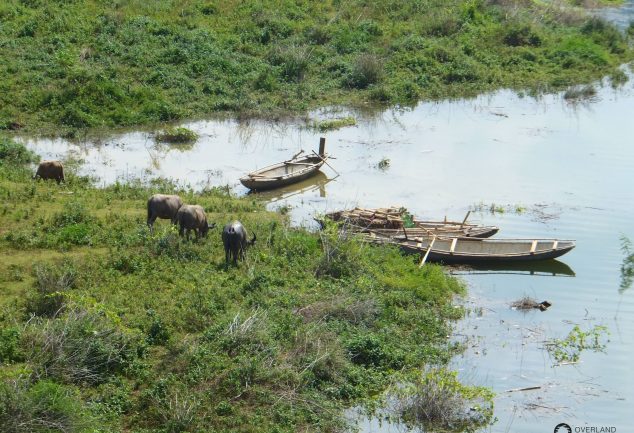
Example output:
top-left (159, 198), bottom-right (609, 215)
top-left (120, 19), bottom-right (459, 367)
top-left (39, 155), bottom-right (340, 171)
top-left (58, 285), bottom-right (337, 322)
top-left (619, 236), bottom-right (634, 292)
top-left (452, 259), bottom-right (576, 277)
top-left (595, 0), bottom-right (634, 30)
top-left (248, 171), bottom-right (334, 203)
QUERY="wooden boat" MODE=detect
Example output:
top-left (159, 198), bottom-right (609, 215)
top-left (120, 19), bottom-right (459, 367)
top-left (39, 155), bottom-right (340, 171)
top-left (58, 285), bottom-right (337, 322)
top-left (361, 232), bottom-right (575, 264)
top-left (325, 207), bottom-right (499, 238)
top-left (240, 139), bottom-right (329, 191)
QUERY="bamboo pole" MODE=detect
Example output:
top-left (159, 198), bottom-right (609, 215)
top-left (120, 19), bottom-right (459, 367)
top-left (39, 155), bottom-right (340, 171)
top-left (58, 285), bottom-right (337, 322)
top-left (460, 210), bottom-right (471, 227)
top-left (311, 150), bottom-right (340, 175)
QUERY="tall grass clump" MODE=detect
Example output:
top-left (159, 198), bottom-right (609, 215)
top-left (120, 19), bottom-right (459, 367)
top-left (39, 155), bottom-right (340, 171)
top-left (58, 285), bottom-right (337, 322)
top-left (268, 45), bottom-right (312, 82)
top-left (348, 54), bottom-right (384, 89)
top-left (22, 304), bottom-right (143, 385)
top-left (399, 368), bottom-right (494, 431)
top-left (25, 262), bottom-right (77, 317)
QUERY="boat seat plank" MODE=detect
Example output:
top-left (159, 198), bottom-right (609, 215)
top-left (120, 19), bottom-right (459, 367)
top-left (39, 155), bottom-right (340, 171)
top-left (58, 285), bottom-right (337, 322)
top-left (530, 240), bottom-right (538, 254)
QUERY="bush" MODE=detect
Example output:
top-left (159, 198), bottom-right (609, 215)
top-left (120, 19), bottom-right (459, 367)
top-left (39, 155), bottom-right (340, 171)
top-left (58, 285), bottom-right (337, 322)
top-left (503, 24), bottom-right (542, 47)
top-left (0, 139), bottom-right (39, 165)
top-left (0, 379), bottom-right (94, 433)
top-left (0, 327), bottom-right (22, 363)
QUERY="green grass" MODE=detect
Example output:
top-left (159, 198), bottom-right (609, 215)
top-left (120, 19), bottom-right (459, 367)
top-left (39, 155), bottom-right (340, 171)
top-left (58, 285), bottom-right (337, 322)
top-left (0, 0), bottom-right (631, 135)
top-left (311, 116), bottom-right (357, 132)
top-left (154, 127), bottom-right (199, 144)
top-left (0, 140), bottom-right (489, 432)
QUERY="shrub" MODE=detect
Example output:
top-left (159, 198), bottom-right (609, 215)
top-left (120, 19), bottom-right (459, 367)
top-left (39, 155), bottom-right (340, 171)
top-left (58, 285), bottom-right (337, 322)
top-left (0, 379), bottom-right (94, 433)
top-left (503, 24), bottom-right (542, 47)
top-left (398, 368), bottom-right (494, 431)
top-left (154, 127), bottom-right (198, 143)
top-left (0, 139), bottom-right (39, 165)
top-left (315, 224), bottom-right (364, 279)
top-left (347, 54), bottom-right (383, 89)
top-left (0, 327), bottom-right (22, 363)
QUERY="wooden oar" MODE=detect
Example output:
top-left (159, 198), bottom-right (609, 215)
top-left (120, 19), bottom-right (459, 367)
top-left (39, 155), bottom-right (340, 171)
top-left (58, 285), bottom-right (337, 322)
top-left (419, 235), bottom-right (437, 268)
top-left (311, 150), bottom-right (340, 176)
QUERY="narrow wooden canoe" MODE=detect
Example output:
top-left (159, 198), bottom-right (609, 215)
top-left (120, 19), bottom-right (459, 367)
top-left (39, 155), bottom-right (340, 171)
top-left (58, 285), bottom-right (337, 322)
top-left (240, 154), bottom-right (326, 191)
top-left (325, 207), bottom-right (499, 238)
top-left (362, 233), bottom-right (575, 264)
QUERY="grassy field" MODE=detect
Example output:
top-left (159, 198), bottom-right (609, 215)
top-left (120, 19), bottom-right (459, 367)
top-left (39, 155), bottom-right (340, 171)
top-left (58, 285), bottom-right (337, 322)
top-left (0, 139), bottom-right (494, 432)
top-left (0, 0), bottom-right (632, 135)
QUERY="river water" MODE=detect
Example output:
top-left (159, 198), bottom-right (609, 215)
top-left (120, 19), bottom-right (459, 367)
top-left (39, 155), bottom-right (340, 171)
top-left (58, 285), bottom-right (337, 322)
top-left (18, 6), bottom-right (634, 433)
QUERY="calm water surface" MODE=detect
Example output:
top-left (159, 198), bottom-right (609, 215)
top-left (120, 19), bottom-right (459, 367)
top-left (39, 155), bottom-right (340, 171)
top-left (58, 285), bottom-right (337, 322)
top-left (19, 16), bottom-right (634, 433)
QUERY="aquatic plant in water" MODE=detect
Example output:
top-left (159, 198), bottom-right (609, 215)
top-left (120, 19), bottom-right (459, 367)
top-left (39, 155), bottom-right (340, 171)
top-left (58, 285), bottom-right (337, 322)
top-left (546, 325), bottom-right (609, 365)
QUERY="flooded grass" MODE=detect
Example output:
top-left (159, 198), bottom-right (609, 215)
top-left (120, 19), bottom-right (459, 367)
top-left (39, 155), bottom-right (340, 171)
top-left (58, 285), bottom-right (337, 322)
top-left (154, 127), bottom-right (199, 144)
top-left (311, 116), bottom-right (357, 132)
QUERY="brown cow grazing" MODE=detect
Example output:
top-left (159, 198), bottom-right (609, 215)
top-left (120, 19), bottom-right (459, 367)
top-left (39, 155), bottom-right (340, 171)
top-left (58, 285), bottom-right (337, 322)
top-left (34, 160), bottom-right (64, 183)
top-left (222, 221), bottom-right (256, 265)
top-left (176, 205), bottom-right (215, 240)
top-left (147, 194), bottom-right (183, 232)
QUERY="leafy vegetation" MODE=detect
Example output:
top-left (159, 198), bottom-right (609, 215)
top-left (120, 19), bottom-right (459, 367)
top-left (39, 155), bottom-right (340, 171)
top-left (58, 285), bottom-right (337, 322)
top-left (155, 127), bottom-right (199, 144)
top-left (311, 116), bottom-right (357, 132)
top-left (0, 140), bottom-right (486, 432)
top-left (0, 0), bottom-right (631, 134)
top-left (545, 324), bottom-right (610, 365)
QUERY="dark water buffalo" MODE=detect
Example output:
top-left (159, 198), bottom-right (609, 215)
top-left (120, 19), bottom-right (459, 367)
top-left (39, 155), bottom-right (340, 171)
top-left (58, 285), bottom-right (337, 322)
top-left (176, 205), bottom-right (215, 240)
top-left (147, 194), bottom-right (183, 232)
top-left (222, 221), bottom-right (256, 265)
top-left (34, 160), bottom-right (64, 183)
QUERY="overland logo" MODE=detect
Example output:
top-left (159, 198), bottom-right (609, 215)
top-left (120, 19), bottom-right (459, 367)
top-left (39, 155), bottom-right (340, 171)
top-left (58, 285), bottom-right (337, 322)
top-left (554, 424), bottom-right (573, 433)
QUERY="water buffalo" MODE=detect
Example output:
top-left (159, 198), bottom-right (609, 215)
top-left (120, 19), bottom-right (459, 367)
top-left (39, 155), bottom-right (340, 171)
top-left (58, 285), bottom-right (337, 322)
top-left (176, 204), bottom-right (215, 240)
top-left (222, 221), bottom-right (256, 265)
top-left (147, 194), bottom-right (183, 232)
top-left (34, 160), bottom-right (64, 183)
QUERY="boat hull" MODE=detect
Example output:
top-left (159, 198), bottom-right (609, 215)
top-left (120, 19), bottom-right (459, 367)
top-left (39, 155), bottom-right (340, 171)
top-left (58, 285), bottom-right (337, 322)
top-left (240, 157), bottom-right (325, 191)
top-left (366, 236), bottom-right (576, 264)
